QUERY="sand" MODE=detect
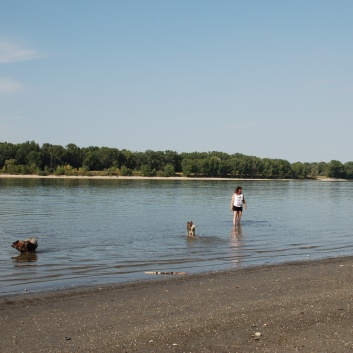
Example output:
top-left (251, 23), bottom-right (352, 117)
top-left (1, 256), bottom-right (353, 352)
top-left (0, 173), bottom-right (347, 181)
top-left (0, 174), bottom-right (267, 181)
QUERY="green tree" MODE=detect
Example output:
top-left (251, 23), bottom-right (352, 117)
top-left (226, 157), bottom-right (242, 177)
top-left (164, 150), bottom-right (181, 172)
top-left (317, 162), bottom-right (327, 176)
top-left (141, 164), bottom-right (153, 177)
top-left (120, 165), bottom-right (132, 176)
top-left (3, 159), bottom-right (17, 173)
top-left (219, 159), bottom-right (231, 177)
top-left (261, 158), bottom-right (292, 179)
top-left (144, 150), bottom-right (166, 171)
top-left (200, 157), bottom-right (221, 177)
top-left (344, 162), bottom-right (353, 179)
top-left (15, 141), bottom-right (40, 166)
top-left (250, 157), bottom-right (264, 178)
top-left (181, 158), bottom-right (193, 177)
top-left (82, 151), bottom-right (99, 171)
top-left (94, 147), bottom-right (117, 169)
top-left (308, 164), bottom-right (319, 179)
top-left (326, 160), bottom-right (345, 178)
top-left (41, 143), bottom-right (67, 170)
top-left (0, 142), bottom-right (17, 168)
top-left (237, 156), bottom-right (254, 177)
top-left (65, 143), bottom-right (84, 168)
top-left (120, 149), bottom-right (135, 170)
top-left (291, 162), bottom-right (307, 179)
top-left (164, 164), bottom-right (175, 177)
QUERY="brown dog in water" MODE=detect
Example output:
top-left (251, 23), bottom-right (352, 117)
top-left (11, 237), bottom-right (38, 253)
top-left (187, 221), bottom-right (196, 237)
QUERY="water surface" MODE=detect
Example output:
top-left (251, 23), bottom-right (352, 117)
top-left (1, 178), bottom-right (352, 296)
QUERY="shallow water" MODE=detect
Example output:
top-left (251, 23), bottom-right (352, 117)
top-left (1, 178), bottom-right (353, 296)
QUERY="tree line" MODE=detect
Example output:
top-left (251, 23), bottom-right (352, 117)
top-left (0, 141), bottom-right (352, 179)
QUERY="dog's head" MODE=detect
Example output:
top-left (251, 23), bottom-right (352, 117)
top-left (12, 240), bottom-right (25, 252)
top-left (187, 221), bottom-right (196, 237)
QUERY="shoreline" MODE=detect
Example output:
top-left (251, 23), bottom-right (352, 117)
top-left (0, 255), bottom-right (345, 300)
top-left (0, 255), bottom-right (341, 299)
top-left (0, 173), bottom-right (347, 182)
top-left (1, 255), bottom-right (353, 352)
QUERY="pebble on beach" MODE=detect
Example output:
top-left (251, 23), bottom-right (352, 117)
top-left (254, 332), bottom-right (262, 340)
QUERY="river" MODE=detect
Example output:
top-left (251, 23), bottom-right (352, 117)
top-left (1, 177), bottom-right (352, 296)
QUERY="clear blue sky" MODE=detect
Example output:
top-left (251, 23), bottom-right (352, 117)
top-left (1, 1), bottom-right (352, 163)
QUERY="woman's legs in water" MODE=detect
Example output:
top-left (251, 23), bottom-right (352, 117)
top-left (233, 210), bottom-right (243, 225)
top-left (237, 210), bottom-right (242, 223)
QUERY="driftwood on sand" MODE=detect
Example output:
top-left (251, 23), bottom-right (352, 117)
top-left (144, 271), bottom-right (188, 275)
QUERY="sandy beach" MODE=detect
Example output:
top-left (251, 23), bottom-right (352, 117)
top-left (0, 173), bottom-right (347, 182)
top-left (1, 256), bottom-right (353, 352)
top-left (0, 174), bottom-right (271, 181)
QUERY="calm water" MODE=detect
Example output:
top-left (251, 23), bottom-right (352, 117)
top-left (1, 178), bottom-right (353, 296)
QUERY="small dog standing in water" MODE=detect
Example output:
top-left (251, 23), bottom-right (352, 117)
top-left (11, 237), bottom-right (38, 253)
top-left (187, 221), bottom-right (196, 237)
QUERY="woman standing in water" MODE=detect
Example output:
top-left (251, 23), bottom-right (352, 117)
top-left (230, 186), bottom-right (247, 225)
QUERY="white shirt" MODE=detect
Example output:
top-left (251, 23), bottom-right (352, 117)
top-left (233, 193), bottom-right (244, 207)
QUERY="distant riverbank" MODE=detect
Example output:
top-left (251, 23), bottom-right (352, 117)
top-left (0, 173), bottom-right (347, 182)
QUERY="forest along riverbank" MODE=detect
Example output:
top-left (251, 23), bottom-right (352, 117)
top-left (1, 256), bottom-right (353, 353)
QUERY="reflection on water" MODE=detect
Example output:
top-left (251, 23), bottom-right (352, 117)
top-left (12, 253), bottom-right (38, 263)
top-left (230, 224), bottom-right (243, 244)
top-left (230, 225), bottom-right (243, 264)
top-left (1, 178), bottom-right (353, 296)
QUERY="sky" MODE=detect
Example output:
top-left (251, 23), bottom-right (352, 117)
top-left (1, 1), bottom-right (353, 163)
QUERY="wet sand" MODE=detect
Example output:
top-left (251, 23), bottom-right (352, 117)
top-left (1, 256), bottom-right (353, 352)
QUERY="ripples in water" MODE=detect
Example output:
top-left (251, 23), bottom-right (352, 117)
top-left (1, 178), bottom-right (353, 296)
